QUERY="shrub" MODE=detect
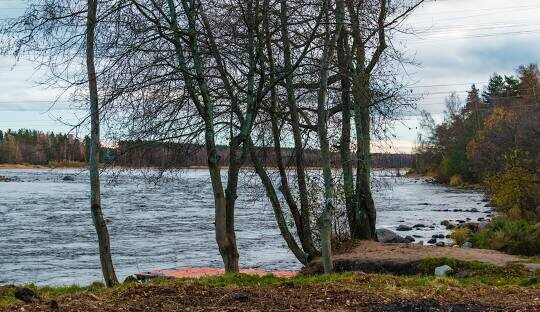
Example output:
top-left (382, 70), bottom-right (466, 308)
top-left (449, 175), bottom-right (463, 187)
top-left (450, 227), bottom-right (470, 246)
top-left (484, 152), bottom-right (540, 222)
top-left (471, 218), bottom-right (540, 256)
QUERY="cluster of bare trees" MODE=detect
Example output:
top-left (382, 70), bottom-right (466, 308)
top-left (1, 0), bottom-right (423, 285)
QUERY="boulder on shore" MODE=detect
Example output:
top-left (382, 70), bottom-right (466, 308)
top-left (434, 265), bottom-right (453, 277)
top-left (375, 229), bottom-right (410, 244)
top-left (427, 238), bottom-right (437, 244)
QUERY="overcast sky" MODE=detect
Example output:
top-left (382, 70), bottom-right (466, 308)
top-left (1, 0), bottom-right (540, 152)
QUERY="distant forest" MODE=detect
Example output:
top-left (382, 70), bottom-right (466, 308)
top-left (0, 129), bottom-right (413, 169)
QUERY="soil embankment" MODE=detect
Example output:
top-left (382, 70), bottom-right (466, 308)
top-left (302, 240), bottom-right (539, 274)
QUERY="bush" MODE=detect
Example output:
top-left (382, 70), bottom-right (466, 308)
top-left (471, 218), bottom-right (540, 256)
top-left (450, 227), bottom-right (470, 246)
top-left (449, 175), bottom-right (463, 187)
top-left (484, 153), bottom-right (540, 222)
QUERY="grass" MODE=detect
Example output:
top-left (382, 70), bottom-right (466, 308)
top-left (2, 259), bottom-right (538, 309)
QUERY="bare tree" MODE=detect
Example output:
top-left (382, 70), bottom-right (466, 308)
top-left (86, 0), bottom-right (118, 287)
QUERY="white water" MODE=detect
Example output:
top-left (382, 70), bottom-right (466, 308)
top-left (0, 168), bottom-right (489, 286)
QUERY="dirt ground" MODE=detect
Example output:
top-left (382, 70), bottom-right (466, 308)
top-left (303, 240), bottom-right (540, 274)
top-left (3, 281), bottom-right (540, 312)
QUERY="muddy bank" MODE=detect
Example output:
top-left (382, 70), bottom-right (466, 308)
top-left (301, 240), bottom-right (537, 275)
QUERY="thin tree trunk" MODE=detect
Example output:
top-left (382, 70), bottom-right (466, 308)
top-left (248, 139), bottom-right (308, 264)
top-left (317, 0), bottom-right (344, 273)
top-left (337, 28), bottom-right (356, 237)
top-left (279, 0), bottom-right (317, 258)
top-left (86, 0), bottom-right (118, 287)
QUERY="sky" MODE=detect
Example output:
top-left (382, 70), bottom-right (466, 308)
top-left (1, 0), bottom-right (540, 153)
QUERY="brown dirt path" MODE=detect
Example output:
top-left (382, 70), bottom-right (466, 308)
top-left (303, 240), bottom-right (538, 274)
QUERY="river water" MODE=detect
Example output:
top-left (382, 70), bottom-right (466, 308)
top-left (0, 168), bottom-right (489, 286)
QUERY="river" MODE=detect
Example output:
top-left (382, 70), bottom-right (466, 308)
top-left (0, 168), bottom-right (490, 286)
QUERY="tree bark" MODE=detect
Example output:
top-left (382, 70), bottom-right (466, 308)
top-left (279, 0), bottom-right (317, 259)
top-left (86, 0), bottom-right (118, 287)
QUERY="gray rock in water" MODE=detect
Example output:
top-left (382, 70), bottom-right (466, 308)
top-left (62, 175), bottom-right (75, 181)
top-left (440, 220), bottom-right (451, 227)
top-left (436, 242), bottom-right (445, 247)
top-left (434, 265), bottom-right (453, 277)
top-left (375, 228), bottom-right (410, 243)
top-left (396, 224), bottom-right (413, 231)
top-left (462, 242), bottom-right (473, 248)
top-left (413, 224), bottom-right (426, 228)
top-left (427, 238), bottom-right (437, 244)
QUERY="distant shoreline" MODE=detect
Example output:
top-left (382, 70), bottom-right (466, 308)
top-left (0, 163), bottom-right (410, 171)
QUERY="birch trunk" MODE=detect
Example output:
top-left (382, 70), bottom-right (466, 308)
top-left (86, 0), bottom-right (118, 287)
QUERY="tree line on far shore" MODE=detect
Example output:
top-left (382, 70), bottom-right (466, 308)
top-left (413, 64), bottom-right (540, 256)
top-left (0, 129), bottom-right (413, 169)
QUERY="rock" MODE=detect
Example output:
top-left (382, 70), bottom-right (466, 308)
top-left (477, 217), bottom-right (485, 222)
top-left (462, 242), bottom-right (473, 248)
top-left (470, 208), bottom-right (479, 213)
top-left (375, 228), bottom-right (410, 243)
top-left (413, 234), bottom-right (422, 238)
top-left (484, 203), bottom-right (491, 207)
top-left (405, 235), bottom-right (415, 242)
top-left (445, 235), bottom-right (451, 238)
top-left (434, 265), bottom-right (453, 277)
top-left (435, 242), bottom-right (445, 247)
top-left (413, 224), bottom-right (427, 228)
top-left (453, 209), bottom-right (463, 212)
top-left (427, 238), bottom-right (437, 244)
top-left (396, 225), bottom-right (413, 231)
top-left (0, 175), bottom-right (12, 182)
top-left (457, 220), bottom-right (465, 224)
top-left (124, 275), bottom-right (139, 283)
top-left (432, 234), bottom-right (444, 239)
top-left (15, 287), bottom-right (39, 303)
top-left (418, 202), bottom-right (430, 205)
top-left (62, 175), bottom-right (75, 181)
top-left (440, 220), bottom-right (451, 227)
top-left (446, 224), bottom-right (455, 230)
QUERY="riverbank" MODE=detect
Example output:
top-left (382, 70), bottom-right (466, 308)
top-left (1, 265), bottom-right (539, 311)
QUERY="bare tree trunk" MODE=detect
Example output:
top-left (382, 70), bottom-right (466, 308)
top-left (248, 139), bottom-right (308, 264)
top-left (86, 0), bottom-right (118, 287)
top-left (317, 0), bottom-right (344, 273)
top-left (337, 28), bottom-right (356, 237)
top-left (279, 0), bottom-right (317, 258)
